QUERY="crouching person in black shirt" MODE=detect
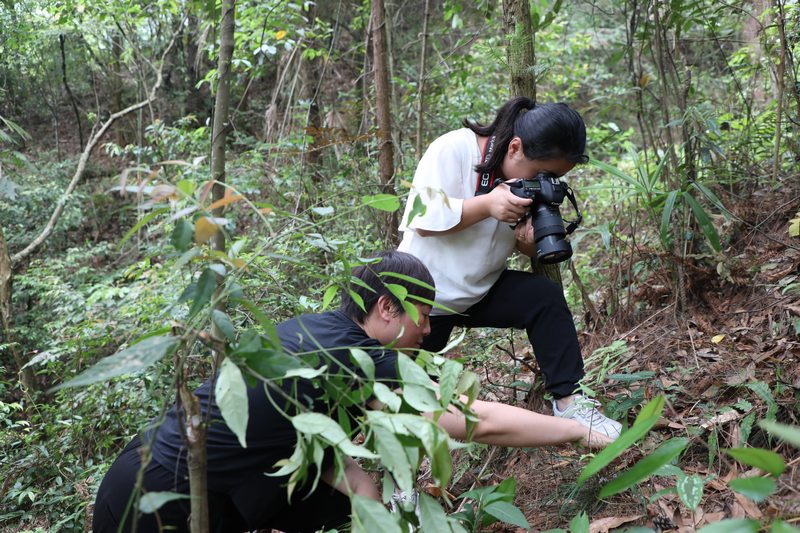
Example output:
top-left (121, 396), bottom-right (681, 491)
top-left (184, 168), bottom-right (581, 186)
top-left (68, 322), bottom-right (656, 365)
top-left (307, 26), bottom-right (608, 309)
top-left (93, 251), bottom-right (612, 533)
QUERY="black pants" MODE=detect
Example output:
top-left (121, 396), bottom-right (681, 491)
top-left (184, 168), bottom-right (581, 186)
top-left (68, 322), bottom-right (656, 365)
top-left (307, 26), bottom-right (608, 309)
top-left (422, 270), bottom-right (584, 399)
top-left (93, 438), bottom-right (352, 533)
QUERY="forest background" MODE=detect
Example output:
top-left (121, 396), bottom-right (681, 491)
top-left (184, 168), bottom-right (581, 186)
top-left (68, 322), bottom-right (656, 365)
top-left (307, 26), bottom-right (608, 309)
top-left (0, 0), bottom-right (799, 531)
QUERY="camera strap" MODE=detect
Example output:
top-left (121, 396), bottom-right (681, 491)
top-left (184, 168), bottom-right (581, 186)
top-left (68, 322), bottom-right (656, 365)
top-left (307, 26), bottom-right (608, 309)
top-left (563, 185), bottom-right (583, 235)
top-left (474, 135), bottom-right (500, 195)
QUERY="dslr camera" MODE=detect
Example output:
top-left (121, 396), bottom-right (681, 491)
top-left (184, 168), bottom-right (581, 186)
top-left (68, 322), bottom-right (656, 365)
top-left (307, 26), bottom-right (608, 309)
top-left (508, 172), bottom-right (582, 264)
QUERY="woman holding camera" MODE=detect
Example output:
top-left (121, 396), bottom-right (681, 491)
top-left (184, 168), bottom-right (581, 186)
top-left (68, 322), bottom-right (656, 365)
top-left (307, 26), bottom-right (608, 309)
top-left (398, 96), bottom-right (621, 439)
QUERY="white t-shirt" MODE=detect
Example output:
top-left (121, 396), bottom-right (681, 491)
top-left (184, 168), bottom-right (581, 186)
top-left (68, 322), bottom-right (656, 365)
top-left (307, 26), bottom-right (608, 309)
top-left (398, 128), bottom-right (517, 314)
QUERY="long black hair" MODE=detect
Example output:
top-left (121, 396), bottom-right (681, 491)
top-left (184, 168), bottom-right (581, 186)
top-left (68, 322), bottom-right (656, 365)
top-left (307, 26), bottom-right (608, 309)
top-left (340, 251), bottom-right (435, 324)
top-left (464, 97), bottom-right (589, 175)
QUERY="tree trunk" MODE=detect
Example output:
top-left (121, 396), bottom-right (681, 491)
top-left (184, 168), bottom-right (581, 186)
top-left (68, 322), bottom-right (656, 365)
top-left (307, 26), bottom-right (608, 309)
top-left (415, 0), bottom-right (432, 160)
top-left (300, 3), bottom-right (323, 182)
top-left (370, 0), bottom-right (398, 244)
top-left (503, 0), bottom-right (536, 101)
top-left (59, 34), bottom-right (85, 150)
top-left (0, 226), bottom-right (35, 390)
top-left (502, 0), bottom-right (562, 285)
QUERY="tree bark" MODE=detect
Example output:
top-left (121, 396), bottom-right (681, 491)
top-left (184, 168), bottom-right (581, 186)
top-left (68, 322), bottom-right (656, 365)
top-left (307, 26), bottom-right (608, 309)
top-left (0, 225), bottom-right (35, 390)
top-left (370, 0), bottom-right (398, 244)
top-left (502, 0), bottom-right (562, 285)
top-left (415, 0), bottom-right (431, 160)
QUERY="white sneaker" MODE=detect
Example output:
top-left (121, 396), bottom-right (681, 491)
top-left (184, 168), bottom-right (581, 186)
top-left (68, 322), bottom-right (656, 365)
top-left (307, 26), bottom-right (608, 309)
top-left (552, 395), bottom-right (622, 440)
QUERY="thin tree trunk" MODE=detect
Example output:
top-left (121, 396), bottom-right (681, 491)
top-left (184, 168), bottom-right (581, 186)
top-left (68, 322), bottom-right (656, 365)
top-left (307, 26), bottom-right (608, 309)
top-left (370, 0), bottom-right (398, 244)
top-left (772, 0), bottom-right (787, 181)
top-left (0, 225), bottom-right (35, 390)
top-left (415, 0), bottom-right (431, 160)
top-left (59, 34), bottom-right (85, 150)
top-left (502, 0), bottom-right (563, 285)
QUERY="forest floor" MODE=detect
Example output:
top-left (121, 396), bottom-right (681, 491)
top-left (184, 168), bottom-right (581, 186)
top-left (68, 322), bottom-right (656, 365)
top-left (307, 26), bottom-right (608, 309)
top-left (426, 180), bottom-right (800, 531)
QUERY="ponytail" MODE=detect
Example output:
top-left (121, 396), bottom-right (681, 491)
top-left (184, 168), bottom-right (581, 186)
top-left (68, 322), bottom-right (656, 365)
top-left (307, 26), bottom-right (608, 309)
top-left (465, 98), bottom-right (588, 176)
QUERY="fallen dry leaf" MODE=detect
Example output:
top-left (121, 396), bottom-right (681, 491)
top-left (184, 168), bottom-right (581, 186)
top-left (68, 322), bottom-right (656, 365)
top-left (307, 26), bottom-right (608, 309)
top-left (589, 515), bottom-right (643, 533)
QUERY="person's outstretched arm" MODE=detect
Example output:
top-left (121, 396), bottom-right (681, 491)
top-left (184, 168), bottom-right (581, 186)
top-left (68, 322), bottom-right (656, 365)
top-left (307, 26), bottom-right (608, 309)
top-left (433, 398), bottom-right (612, 449)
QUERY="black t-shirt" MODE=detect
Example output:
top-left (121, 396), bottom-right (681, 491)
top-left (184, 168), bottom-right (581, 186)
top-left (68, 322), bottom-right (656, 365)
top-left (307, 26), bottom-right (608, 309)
top-left (147, 311), bottom-right (399, 492)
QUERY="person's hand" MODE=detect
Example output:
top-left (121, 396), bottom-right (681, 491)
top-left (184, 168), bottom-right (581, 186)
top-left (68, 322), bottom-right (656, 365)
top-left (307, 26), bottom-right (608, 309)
top-left (514, 216), bottom-right (534, 244)
top-left (486, 183), bottom-right (532, 224)
top-left (578, 426), bottom-right (614, 449)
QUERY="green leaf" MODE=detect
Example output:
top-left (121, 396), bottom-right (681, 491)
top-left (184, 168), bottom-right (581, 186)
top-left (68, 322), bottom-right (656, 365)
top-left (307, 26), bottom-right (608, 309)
top-left (322, 285), bottom-right (338, 310)
top-left (724, 447), bottom-right (785, 476)
top-left (379, 271), bottom-right (437, 293)
top-left (385, 283), bottom-right (408, 302)
top-left (373, 425), bottom-right (414, 493)
top-left (292, 413), bottom-right (378, 459)
top-left (211, 309), bottom-right (236, 341)
top-left (139, 491), bottom-right (189, 513)
top-left (119, 207), bottom-right (170, 249)
top-left (676, 472), bottom-right (704, 510)
top-left (771, 520), bottom-right (800, 533)
top-left (372, 383), bottom-right (402, 412)
top-left (697, 519), bottom-right (759, 533)
top-left (361, 193), bottom-right (401, 212)
top-left (684, 191), bottom-right (721, 252)
top-left (578, 396), bottom-right (665, 483)
top-left (659, 190), bottom-right (679, 248)
top-left (171, 218), bottom-right (195, 251)
top-left (187, 268), bottom-right (218, 318)
top-left (599, 437), bottom-right (689, 498)
top-left (729, 476), bottom-right (776, 502)
top-left (50, 336), bottom-right (179, 391)
top-left (417, 492), bottom-right (452, 533)
top-left (351, 495), bottom-right (403, 533)
top-left (349, 348), bottom-right (375, 381)
top-left (406, 194), bottom-right (427, 226)
top-left (483, 501), bottom-right (531, 530)
top-left (215, 358), bottom-right (249, 448)
top-left (759, 420), bottom-right (800, 448)
top-left (437, 359), bottom-right (463, 408)
top-left (570, 511), bottom-right (590, 533)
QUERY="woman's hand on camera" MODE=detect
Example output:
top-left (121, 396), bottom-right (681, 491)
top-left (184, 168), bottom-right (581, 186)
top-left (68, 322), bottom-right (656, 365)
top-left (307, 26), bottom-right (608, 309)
top-left (514, 216), bottom-right (534, 244)
top-left (486, 184), bottom-right (531, 224)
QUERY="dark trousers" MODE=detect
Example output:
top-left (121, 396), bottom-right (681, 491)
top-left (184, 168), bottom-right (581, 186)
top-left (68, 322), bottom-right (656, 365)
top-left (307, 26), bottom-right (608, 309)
top-left (93, 438), bottom-right (351, 533)
top-left (422, 270), bottom-right (584, 399)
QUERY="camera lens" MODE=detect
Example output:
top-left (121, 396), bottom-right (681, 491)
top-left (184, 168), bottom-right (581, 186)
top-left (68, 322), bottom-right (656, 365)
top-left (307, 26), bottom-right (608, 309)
top-left (532, 204), bottom-right (573, 264)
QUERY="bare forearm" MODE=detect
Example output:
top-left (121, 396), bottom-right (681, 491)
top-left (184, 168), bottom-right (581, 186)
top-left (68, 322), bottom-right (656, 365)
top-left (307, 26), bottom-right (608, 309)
top-left (437, 399), bottom-right (586, 447)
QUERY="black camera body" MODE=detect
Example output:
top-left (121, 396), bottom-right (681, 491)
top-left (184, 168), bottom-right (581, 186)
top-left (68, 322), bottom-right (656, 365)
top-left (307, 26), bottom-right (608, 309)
top-left (508, 172), bottom-right (580, 264)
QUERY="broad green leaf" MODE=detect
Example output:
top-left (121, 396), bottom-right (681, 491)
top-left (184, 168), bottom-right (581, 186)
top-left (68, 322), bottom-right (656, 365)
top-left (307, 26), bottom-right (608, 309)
top-left (361, 193), bottom-right (401, 212)
top-left (417, 492), bottom-right (452, 533)
top-left (578, 396), bottom-right (665, 483)
top-left (385, 283), bottom-right (408, 302)
top-left (349, 348), bottom-right (375, 380)
top-left (400, 300), bottom-right (420, 325)
top-left (438, 359), bottom-right (463, 408)
top-left (351, 495), bottom-right (403, 533)
top-left (379, 271), bottom-right (436, 293)
top-left (759, 420), bottom-right (800, 448)
top-left (398, 352), bottom-right (433, 387)
top-left (292, 413), bottom-right (377, 459)
top-left (194, 216), bottom-right (220, 244)
top-left (187, 268), bottom-right (217, 318)
top-left (139, 491), bottom-right (189, 513)
top-left (373, 425), bottom-right (414, 493)
top-left (729, 476), bottom-right (776, 502)
top-left (697, 519), bottom-right (759, 533)
top-left (676, 472), bottom-right (704, 510)
top-left (691, 182), bottom-right (731, 219)
top-left (322, 285), bottom-right (338, 310)
top-left (372, 383), bottom-right (402, 412)
top-left (570, 511), bottom-right (590, 533)
top-left (283, 367), bottom-right (327, 379)
top-left (483, 501), bottom-right (531, 530)
top-left (772, 520), bottom-right (800, 533)
top-left (170, 218), bottom-right (194, 251)
top-left (402, 384), bottom-right (442, 413)
top-left (684, 191), bottom-right (721, 252)
top-left (406, 194), bottom-right (427, 226)
top-left (50, 336), bottom-right (179, 391)
top-left (215, 358), bottom-right (249, 448)
top-left (599, 437), bottom-right (688, 498)
top-left (725, 447), bottom-right (785, 476)
top-left (211, 309), bottom-right (236, 341)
